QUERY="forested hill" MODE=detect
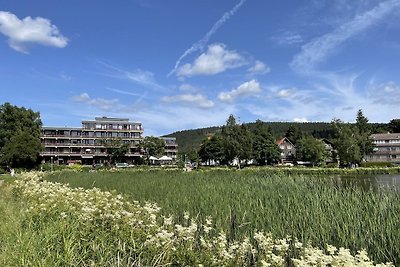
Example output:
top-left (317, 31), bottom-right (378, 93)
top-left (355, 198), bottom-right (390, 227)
top-left (164, 121), bottom-right (388, 155)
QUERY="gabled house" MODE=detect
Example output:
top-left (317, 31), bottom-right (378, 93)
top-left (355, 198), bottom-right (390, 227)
top-left (276, 137), bottom-right (296, 164)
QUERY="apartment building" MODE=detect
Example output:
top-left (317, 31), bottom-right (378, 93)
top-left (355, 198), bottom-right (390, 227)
top-left (41, 117), bottom-right (144, 165)
top-left (367, 133), bottom-right (400, 163)
top-left (161, 137), bottom-right (178, 160)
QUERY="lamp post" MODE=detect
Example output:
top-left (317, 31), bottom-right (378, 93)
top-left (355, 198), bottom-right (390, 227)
top-left (51, 156), bottom-right (53, 172)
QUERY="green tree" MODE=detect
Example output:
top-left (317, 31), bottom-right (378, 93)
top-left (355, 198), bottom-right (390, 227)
top-left (142, 136), bottom-right (165, 158)
top-left (252, 120), bottom-right (281, 165)
top-left (0, 103), bottom-right (42, 169)
top-left (355, 109), bottom-right (373, 160)
top-left (185, 149), bottom-right (199, 163)
top-left (101, 138), bottom-right (130, 164)
top-left (388, 119), bottom-right (400, 133)
top-left (295, 136), bottom-right (327, 166)
top-left (332, 119), bottom-right (361, 167)
top-left (285, 125), bottom-right (303, 145)
top-left (221, 115), bottom-right (252, 168)
top-left (198, 135), bottom-right (224, 165)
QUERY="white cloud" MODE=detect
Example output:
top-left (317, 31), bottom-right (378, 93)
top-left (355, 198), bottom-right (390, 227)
top-left (247, 60), bottom-right (270, 75)
top-left (179, 83), bottom-right (199, 92)
top-left (97, 61), bottom-right (165, 91)
top-left (168, 0), bottom-right (247, 76)
top-left (177, 43), bottom-right (246, 78)
top-left (71, 93), bottom-right (120, 112)
top-left (218, 79), bottom-right (261, 103)
top-left (59, 72), bottom-right (72, 81)
top-left (272, 31), bottom-right (303, 45)
top-left (290, 0), bottom-right (400, 72)
top-left (72, 93), bottom-right (90, 102)
top-left (161, 93), bottom-right (214, 109)
top-left (369, 81), bottom-right (400, 105)
top-left (277, 88), bottom-right (295, 98)
top-left (107, 88), bottom-right (143, 97)
top-left (293, 117), bottom-right (309, 123)
top-left (0, 11), bottom-right (68, 53)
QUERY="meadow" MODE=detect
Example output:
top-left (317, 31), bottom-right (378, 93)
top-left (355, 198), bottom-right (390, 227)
top-left (41, 168), bottom-right (400, 265)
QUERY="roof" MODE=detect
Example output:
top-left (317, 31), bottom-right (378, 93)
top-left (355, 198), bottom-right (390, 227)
top-left (276, 137), bottom-right (294, 146)
top-left (371, 133), bottom-right (400, 140)
top-left (159, 155), bottom-right (172, 160)
top-left (42, 126), bottom-right (81, 130)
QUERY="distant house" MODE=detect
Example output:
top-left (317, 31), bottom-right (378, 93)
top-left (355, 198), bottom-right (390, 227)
top-left (367, 133), bottom-right (400, 164)
top-left (321, 138), bottom-right (337, 164)
top-left (276, 137), bottom-right (296, 164)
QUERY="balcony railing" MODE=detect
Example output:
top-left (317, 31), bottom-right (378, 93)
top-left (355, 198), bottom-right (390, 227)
top-left (40, 152), bottom-right (142, 157)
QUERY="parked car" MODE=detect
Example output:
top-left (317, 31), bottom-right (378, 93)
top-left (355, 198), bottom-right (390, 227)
top-left (115, 163), bottom-right (129, 168)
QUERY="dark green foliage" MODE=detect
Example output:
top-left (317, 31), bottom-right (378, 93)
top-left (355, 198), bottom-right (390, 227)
top-left (163, 126), bottom-right (221, 155)
top-left (221, 115), bottom-right (252, 167)
top-left (101, 138), bottom-right (130, 163)
top-left (185, 148), bottom-right (200, 163)
top-left (360, 162), bottom-right (395, 168)
top-left (198, 135), bottom-right (224, 164)
top-left (355, 109), bottom-right (373, 158)
top-left (0, 102), bottom-right (42, 168)
top-left (285, 125), bottom-right (303, 145)
top-left (252, 120), bottom-right (281, 165)
top-left (388, 119), bottom-right (400, 133)
top-left (141, 136), bottom-right (165, 158)
top-left (332, 120), bottom-right (361, 166)
top-left (295, 136), bottom-right (327, 166)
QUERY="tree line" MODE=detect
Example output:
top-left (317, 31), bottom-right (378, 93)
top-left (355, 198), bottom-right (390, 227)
top-left (195, 110), bottom-right (397, 167)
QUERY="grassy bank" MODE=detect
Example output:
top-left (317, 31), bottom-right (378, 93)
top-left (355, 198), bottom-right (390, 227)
top-left (44, 169), bottom-right (400, 265)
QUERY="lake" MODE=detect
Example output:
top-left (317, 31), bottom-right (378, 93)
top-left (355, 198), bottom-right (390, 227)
top-left (333, 174), bottom-right (400, 190)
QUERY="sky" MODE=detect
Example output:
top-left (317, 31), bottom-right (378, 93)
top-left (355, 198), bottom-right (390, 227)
top-left (1, 0), bottom-right (400, 136)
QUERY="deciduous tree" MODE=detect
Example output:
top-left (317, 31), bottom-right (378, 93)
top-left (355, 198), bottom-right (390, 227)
top-left (0, 103), bottom-right (42, 169)
top-left (221, 115), bottom-right (252, 168)
top-left (101, 138), bottom-right (130, 164)
top-left (141, 136), bottom-right (165, 158)
top-left (295, 136), bottom-right (327, 166)
top-left (198, 135), bottom-right (224, 165)
top-left (332, 119), bottom-right (361, 167)
top-left (252, 120), bottom-right (281, 165)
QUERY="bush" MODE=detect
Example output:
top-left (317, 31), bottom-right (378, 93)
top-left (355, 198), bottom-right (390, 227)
top-left (360, 162), bottom-right (394, 168)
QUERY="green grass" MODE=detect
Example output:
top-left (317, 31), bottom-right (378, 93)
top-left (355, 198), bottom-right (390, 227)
top-left (44, 168), bottom-right (400, 265)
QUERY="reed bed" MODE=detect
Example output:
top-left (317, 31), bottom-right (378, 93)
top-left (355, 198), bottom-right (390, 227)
top-left (43, 168), bottom-right (400, 265)
top-left (0, 172), bottom-right (396, 266)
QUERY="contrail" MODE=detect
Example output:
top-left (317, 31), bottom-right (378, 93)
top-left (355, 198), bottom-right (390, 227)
top-left (168, 0), bottom-right (247, 77)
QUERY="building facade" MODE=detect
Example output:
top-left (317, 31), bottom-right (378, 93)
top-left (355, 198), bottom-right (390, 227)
top-left (161, 137), bottom-right (178, 160)
top-left (40, 117), bottom-right (178, 165)
top-left (367, 133), bottom-right (400, 163)
top-left (276, 137), bottom-right (296, 163)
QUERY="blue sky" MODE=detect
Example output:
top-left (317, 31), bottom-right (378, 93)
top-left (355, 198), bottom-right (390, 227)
top-left (1, 0), bottom-right (400, 135)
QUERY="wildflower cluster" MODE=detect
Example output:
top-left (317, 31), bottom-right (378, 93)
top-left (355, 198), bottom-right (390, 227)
top-left (12, 172), bottom-right (394, 266)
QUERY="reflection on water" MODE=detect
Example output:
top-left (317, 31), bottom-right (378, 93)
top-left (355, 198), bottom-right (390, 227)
top-left (330, 174), bottom-right (400, 191)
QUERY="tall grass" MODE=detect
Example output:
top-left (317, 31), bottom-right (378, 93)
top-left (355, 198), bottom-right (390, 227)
top-left (3, 173), bottom-right (394, 266)
top-left (45, 169), bottom-right (400, 265)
